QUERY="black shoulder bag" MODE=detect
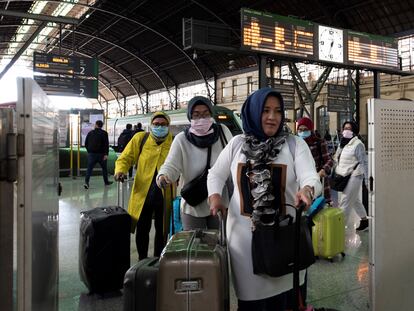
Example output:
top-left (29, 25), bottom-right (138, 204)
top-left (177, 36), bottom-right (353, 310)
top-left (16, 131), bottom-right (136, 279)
top-left (330, 151), bottom-right (359, 192)
top-left (180, 146), bottom-right (212, 206)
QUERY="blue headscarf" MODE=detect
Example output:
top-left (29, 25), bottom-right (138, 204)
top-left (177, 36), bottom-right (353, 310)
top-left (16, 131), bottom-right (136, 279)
top-left (241, 88), bottom-right (285, 141)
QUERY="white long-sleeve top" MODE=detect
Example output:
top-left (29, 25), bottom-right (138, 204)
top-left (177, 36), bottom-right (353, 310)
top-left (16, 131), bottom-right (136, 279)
top-left (207, 134), bottom-right (322, 301)
top-left (158, 125), bottom-right (233, 217)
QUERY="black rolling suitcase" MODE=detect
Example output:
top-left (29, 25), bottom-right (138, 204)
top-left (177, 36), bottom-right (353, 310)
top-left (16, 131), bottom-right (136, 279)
top-left (122, 185), bottom-right (173, 311)
top-left (123, 257), bottom-right (159, 311)
top-left (79, 182), bottom-right (131, 294)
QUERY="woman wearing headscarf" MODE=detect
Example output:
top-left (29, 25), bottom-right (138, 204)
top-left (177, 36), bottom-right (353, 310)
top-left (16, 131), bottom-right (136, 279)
top-left (207, 88), bottom-right (322, 310)
top-left (297, 117), bottom-right (334, 203)
top-left (334, 121), bottom-right (369, 231)
top-left (156, 96), bottom-right (232, 230)
top-left (114, 111), bottom-right (174, 260)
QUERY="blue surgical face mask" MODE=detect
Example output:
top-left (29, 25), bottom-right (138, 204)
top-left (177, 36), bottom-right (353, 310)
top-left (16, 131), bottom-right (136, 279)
top-left (150, 125), bottom-right (169, 138)
top-left (298, 130), bottom-right (311, 139)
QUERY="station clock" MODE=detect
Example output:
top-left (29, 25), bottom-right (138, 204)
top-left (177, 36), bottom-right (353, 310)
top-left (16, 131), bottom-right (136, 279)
top-left (318, 25), bottom-right (344, 63)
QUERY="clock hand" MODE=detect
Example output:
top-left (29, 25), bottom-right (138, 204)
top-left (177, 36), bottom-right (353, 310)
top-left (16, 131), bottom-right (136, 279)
top-left (329, 40), bottom-right (334, 54)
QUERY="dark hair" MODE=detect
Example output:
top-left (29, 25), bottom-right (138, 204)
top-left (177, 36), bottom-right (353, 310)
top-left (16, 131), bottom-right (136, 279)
top-left (95, 120), bottom-right (103, 128)
top-left (126, 123), bottom-right (132, 130)
top-left (137, 122), bottom-right (142, 128)
top-left (342, 120), bottom-right (359, 135)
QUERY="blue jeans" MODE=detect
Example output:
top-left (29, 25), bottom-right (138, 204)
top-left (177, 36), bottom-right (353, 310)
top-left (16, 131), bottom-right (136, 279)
top-left (85, 153), bottom-right (109, 184)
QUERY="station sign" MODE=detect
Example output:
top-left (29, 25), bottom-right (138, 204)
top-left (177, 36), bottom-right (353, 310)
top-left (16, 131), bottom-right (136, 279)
top-left (327, 98), bottom-right (353, 113)
top-left (33, 52), bottom-right (99, 77)
top-left (34, 76), bottom-right (98, 98)
top-left (241, 8), bottom-right (399, 71)
top-left (327, 84), bottom-right (350, 98)
top-left (267, 78), bottom-right (295, 109)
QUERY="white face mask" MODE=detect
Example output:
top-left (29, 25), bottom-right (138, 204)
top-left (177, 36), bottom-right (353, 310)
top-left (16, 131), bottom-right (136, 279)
top-left (189, 117), bottom-right (214, 136)
top-left (342, 129), bottom-right (354, 139)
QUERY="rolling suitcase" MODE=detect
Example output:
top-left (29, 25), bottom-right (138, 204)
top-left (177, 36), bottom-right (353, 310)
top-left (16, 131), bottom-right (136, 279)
top-left (79, 182), bottom-right (131, 294)
top-left (312, 207), bottom-right (345, 261)
top-left (157, 212), bottom-right (229, 311)
top-left (123, 257), bottom-right (159, 311)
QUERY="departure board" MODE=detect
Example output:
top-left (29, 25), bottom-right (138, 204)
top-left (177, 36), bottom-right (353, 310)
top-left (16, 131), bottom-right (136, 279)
top-left (240, 8), bottom-right (402, 72)
top-left (33, 52), bottom-right (99, 77)
top-left (347, 31), bottom-right (398, 69)
top-left (241, 8), bottom-right (314, 59)
top-left (34, 76), bottom-right (98, 98)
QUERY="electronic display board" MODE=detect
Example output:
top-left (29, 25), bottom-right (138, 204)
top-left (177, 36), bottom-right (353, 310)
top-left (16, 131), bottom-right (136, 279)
top-left (34, 76), bottom-right (98, 98)
top-left (240, 8), bottom-right (400, 72)
top-left (347, 31), bottom-right (398, 69)
top-left (33, 52), bottom-right (99, 77)
top-left (241, 8), bottom-right (314, 59)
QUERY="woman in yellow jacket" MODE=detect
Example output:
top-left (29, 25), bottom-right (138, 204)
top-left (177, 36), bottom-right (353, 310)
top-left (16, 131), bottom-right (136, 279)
top-left (114, 111), bottom-right (173, 260)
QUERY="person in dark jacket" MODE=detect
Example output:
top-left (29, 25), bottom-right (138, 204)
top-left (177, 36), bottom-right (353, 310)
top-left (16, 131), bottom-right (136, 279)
top-left (118, 124), bottom-right (135, 178)
top-left (84, 120), bottom-right (113, 189)
top-left (134, 122), bottom-right (144, 134)
top-left (118, 123), bottom-right (134, 152)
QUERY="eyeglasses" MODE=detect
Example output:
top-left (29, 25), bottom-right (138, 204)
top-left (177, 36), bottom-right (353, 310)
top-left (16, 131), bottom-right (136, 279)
top-left (152, 122), bottom-right (168, 127)
top-left (191, 111), bottom-right (211, 120)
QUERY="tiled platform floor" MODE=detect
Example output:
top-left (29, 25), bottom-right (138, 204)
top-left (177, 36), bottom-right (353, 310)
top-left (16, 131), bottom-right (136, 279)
top-left (59, 176), bottom-right (369, 311)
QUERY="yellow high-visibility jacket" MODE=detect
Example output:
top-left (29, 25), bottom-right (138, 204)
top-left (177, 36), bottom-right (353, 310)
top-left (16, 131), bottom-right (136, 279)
top-left (115, 131), bottom-right (174, 232)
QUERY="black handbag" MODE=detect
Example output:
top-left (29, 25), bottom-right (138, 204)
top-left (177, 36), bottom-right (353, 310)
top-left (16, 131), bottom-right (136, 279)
top-left (330, 151), bottom-right (359, 192)
top-left (180, 146), bottom-right (212, 206)
top-left (251, 211), bottom-right (315, 277)
top-left (330, 171), bottom-right (352, 191)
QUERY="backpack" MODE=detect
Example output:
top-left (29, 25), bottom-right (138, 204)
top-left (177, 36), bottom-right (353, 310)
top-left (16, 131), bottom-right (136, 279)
top-left (117, 131), bottom-right (133, 152)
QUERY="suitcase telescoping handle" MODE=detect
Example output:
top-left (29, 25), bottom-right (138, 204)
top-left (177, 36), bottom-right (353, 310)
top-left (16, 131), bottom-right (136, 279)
top-left (293, 201), bottom-right (307, 311)
top-left (217, 210), bottom-right (226, 247)
top-left (117, 180), bottom-right (125, 209)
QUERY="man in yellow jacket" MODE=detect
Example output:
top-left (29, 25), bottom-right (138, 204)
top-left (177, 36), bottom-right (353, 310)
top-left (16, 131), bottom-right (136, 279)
top-left (115, 111), bottom-right (173, 260)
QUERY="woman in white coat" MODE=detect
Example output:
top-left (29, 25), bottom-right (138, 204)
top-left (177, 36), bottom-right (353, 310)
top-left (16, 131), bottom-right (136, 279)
top-left (207, 88), bottom-right (322, 311)
top-left (157, 96), bottom-right (232, 230)
top-left (334, 121), bottom-right (369, 231)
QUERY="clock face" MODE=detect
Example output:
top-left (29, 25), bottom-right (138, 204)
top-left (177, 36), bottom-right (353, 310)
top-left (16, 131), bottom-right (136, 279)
top-left (318, 25), bottom-right (344, 63)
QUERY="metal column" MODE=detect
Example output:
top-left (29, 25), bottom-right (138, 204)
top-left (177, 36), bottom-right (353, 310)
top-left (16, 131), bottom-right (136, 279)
top-left (355, 70), bottom-right (360, 126)
top-left (258, 55), bottom-right (267, 88)
top-left (373, 71), bottom-right (380, 99)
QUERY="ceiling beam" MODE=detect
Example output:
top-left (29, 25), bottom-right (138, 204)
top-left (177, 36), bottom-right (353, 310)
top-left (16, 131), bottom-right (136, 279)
top-left (0, 9), bottom-right (79, 25)
top-left (0, 21), bottom-right (46, 80)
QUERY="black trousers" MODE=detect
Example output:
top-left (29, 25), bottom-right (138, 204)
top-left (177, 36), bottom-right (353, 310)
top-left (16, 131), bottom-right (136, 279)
top-left (238, 291), bottom-right (287, 311)
top-left (135, 184), bottom-right (164, 260)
